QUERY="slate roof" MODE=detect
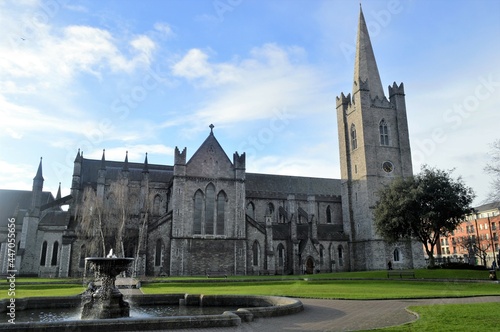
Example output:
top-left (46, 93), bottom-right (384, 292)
top-left (473, 201), bottom-right (500, 213)
top-left (78, 158), bottom-right (340, 200)
top-left (0, 189), bottom-right (54, 228)
top-left (317, 224), bottom-right (348, 241)
top-left (245, 173), bottom-right (341, 197)
top-left (39, 211), bottom-right (70, 227)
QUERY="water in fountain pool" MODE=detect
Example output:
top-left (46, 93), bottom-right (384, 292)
top-left (14, 305), bottom-right (239, 323)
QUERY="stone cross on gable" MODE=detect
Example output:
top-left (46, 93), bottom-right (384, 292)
top-left (209, 124), bottom-right (214, 134)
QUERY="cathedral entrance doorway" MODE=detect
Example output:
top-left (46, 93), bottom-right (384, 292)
top-left (305, 257), bottom-right (315, 274)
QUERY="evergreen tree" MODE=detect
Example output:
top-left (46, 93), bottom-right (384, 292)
top-left (374, 166), bottom-right (475, 267)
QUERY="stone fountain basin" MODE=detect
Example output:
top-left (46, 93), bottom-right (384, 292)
top-left (85, 257), bottom-right (134, 275)
top-left (0, 293), bottom-right (303, 331)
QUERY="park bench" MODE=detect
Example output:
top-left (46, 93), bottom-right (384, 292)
top-left (387, 270), bottom-right (415, 279)
top-left (205, 271), bottom-right (227, 279)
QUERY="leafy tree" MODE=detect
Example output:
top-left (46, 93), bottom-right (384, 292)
top-left (485, 139), bottom-right (500, 202)
top-left (374, 166), bottom-right (475, 267)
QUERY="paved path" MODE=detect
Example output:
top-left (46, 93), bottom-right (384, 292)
top-left (128, 296), bottom-right (500, 332)
top-left (117, 277), bottom-right (144, 295)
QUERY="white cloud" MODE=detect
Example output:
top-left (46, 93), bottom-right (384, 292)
top-left (248, 154), bottom-right (339, 179)
top-left (0, 10), bottom-right (158, 94)
top-left (171, 48), bottom-right (239, 86)
top-left (63, 4), bottom-right (88, 13)
top-left (0, 95), bottom-right (94, 138)
top-left (0, 2), bottom-right (165, 155)
top-left (0, 159), bottom-right (35, 190)
top-left (154, 22), bottom-right (175, 39)
top-left (170, 43), bottom-right (331, 131)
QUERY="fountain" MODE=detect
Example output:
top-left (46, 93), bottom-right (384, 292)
top-left (0, 249), bottom-right (303, 331)
top-left (81, 250), bottom-right (134, 319)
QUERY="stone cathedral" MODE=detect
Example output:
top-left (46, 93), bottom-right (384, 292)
top-left (0, 8), bottom-right (425, 277)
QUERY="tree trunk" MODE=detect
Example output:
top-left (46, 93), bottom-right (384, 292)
top-left (424, 243), bottom-right (436, 268)
top-left (428, 253), bottom-right (435, 268)
top-left (135, 212), bottom-right (148, 276)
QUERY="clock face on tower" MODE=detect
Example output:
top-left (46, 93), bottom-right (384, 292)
top-left (382, 161), bottom-right (394, 173)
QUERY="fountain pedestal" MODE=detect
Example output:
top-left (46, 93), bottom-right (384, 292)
top-left (81, 257), bottom-right (134, 319)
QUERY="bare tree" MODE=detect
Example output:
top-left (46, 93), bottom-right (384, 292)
top-left (458, 236), bottom-right (492, 266)
top-left (108, 178), bottom-right (129, 257)
top-left (76, 186), bottom-right (106, 257)
top-left (485, 139), bottom-right (500, 202)
top-left (134, 184), bottom-right (151, 275)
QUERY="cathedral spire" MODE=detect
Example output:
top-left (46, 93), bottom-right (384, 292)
top-left (31, 157), bottom-right (44, 210)
top-left (34, 157), bottom-right (44, 182)
top-left (74, 149), bottom-right (81, 162)
top-left (142, 153), bottom-right (149, 173)
top-left (56, 182), bottom-right (61, 200)
top-left (100, 149), bottom-right (106, 170)
top-left (122, 151), bottom-right (129, 172)
top-left (353, 6), bottom-right (385, 99)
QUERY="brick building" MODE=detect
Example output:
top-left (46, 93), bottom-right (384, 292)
top-left (432, 202), bottom-right (500, 268)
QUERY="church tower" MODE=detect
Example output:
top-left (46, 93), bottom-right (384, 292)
top-left (336, 7), bottom-right (418, 270)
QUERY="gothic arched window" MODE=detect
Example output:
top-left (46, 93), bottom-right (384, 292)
top-left (193, 190), bottom-right (203, 235)
top-left (338, 245), bottom-right (344, 267)
top-left (350, 124), bottom-right (357, 150)
top-left (393, 248), bottom-right (400, 262)
top-left (246, 202), bottom-right (255, 220)
top-left (320, 245), bottom-right (325, 265)
top-left (155, 239), bottom-right (163, 266)
top-left (277, 243), bottom-right (285, 267)
top-left (252, 241), bottom-right (260, 266)
top-left (267, 203), bottom-right (275, 216)
top-left (153, 195), bottom-right (161, 216)
top-left (379, 119), bottom-right (389, 146)
top-left (326, 205), bottom-right (332, 224)
top-left (216, 191), bottom-right (226, 235)
top-left (51, 241), bottom-right (59, 266)
top-left (40, 241), bottom-right (47, 266)
top-left (205, 183), bottom-right (215, 234)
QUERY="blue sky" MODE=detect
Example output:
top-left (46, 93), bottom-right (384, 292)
top-left (1, 0), bottom-right (499, 205)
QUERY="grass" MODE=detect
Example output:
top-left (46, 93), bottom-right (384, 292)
top-left (141, 279), bottom-right (500, 300)
top-left (1, 284), bottom-right (85, 299)
top-left (1, 269), bottom-right (498, 331)
top-left (148, 268), bottom-right (493, 281)
top-left (324, 269), bottom-right (490, 280)
top-left (0, 277), bottom-right (82, 283)
top-left (366, 302), bottom-right (500, 332)
top-left (1, 269), bottom-right (497, 300)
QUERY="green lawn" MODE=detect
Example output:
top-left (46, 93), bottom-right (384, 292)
top-left (1, 269), bottom-right (497, 300)
top-left (0, 277), bottom-right (82, 283)
top-left (1, 284), bottom-right (85, 299)
top-left (366, 302), bottom-right (500, 332)
top-left (141, 279), bottom-right (500, 300)
top-left (148, 268), bottom-right (493, 281)
top-left (1, 269), bottom-right (498, 332)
